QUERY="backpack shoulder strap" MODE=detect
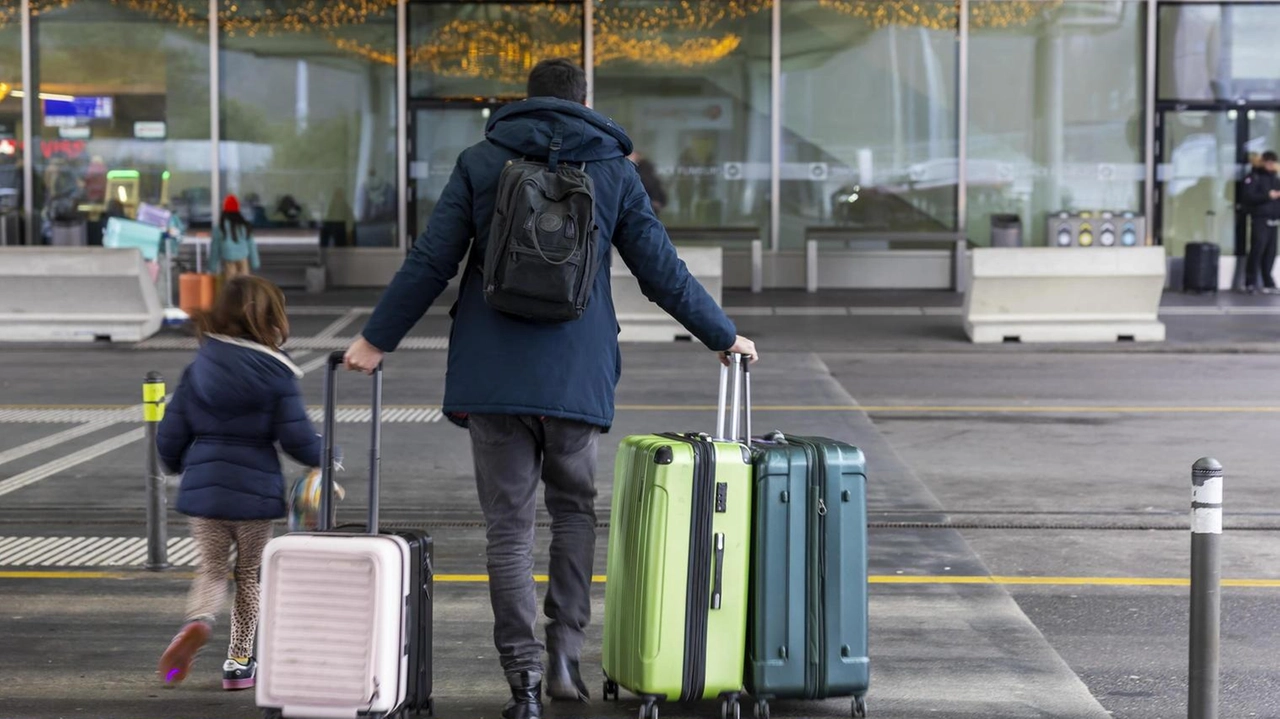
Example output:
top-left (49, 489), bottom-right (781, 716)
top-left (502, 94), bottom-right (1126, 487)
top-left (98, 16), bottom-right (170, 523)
top-left (547, 125), bottom-right (563, 172)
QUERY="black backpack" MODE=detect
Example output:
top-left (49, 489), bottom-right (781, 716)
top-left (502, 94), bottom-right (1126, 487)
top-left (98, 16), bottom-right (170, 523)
top-left (482, 127), bottom-right (599, 323)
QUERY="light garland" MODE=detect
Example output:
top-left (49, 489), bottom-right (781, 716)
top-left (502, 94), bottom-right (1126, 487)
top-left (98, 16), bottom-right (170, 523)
top-left (593, 0), bottom-right (769, 35)
top-left (595, 34), bottom-right (743, 68)
top-left (817, 0), bottom-right (1063, 31)
top-left (335, 28), bottom-right (741, 86)
top-left (3, 0), bottom-right (1060, 88)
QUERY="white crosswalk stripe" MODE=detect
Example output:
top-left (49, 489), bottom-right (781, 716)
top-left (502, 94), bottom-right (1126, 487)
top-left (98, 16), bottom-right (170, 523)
top-left (0, 536), bottom-right (205, 568)
top-left (133, 335), bottom-right (449, 351)
top-left (305, 407), bottom-right (443, 423)
top-left (0, 409), bottom-right (136, 423)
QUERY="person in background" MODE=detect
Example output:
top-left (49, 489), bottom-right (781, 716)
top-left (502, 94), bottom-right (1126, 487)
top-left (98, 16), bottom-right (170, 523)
top-left (155, 276), bottom-right (322, 692)
top-left (322, 187), bottom-right (354, 248)
top-left (1241, 150), bottom-right (1280, 294)
top-left (210, 195), bottom-right (259, 280)
top-left (244, 193), bottom-right (269, 227)
top-left (629, 151), bottom-right (668, 216)
top-left (84, 155), bottom-right (107, 205)
top-left (104, 199), bottom-right (127, 220)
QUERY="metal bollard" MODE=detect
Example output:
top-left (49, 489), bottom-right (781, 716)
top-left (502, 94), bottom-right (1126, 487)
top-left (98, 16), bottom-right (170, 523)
top-left (143, 372), bottom-right (170, 571)
top-left (1189, 457), bottom-right (1223, 719)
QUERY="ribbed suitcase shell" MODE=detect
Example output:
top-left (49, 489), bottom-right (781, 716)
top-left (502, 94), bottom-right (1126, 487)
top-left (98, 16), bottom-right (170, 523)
top-left (257, 533), bottom-right (410, 718)
top-left (258, 352), bottom-right (433, 719)
top-left (602, 433), bottom-right (752, 703)
top-left (747, 435), bottom-right (869, 706)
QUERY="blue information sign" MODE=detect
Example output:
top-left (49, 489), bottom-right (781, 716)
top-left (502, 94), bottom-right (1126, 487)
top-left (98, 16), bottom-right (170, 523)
top-left (43, 97), bottom-right (113, 120)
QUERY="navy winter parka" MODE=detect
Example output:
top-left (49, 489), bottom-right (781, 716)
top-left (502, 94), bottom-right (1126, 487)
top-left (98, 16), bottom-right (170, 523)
top-left (157, 336), bottom-right (323, 520)
top-left (361, 98), bottom-right (737, 429)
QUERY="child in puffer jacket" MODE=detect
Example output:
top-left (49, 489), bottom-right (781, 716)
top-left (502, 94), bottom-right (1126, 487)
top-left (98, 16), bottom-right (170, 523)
top-left (155, 275), bottom-right (322, 690)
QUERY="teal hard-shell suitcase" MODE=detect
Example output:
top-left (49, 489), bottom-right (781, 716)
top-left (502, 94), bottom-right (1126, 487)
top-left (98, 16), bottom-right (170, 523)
top-left (746, 423), bottom-right (869, 718)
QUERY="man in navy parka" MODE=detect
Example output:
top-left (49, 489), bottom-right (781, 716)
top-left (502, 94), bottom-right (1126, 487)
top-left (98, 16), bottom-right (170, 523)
top-left (345, 59), bottom-right (757, 719)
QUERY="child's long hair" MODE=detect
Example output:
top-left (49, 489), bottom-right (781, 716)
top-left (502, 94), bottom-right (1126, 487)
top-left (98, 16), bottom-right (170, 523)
top-left (219, 209), bottom-right (251, 239)
top-left (193, 276), bottom-right (290, 351)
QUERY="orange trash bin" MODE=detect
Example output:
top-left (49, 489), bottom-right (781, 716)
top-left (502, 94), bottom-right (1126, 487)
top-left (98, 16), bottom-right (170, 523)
top-left (179, 273), bottom-right (215, 315)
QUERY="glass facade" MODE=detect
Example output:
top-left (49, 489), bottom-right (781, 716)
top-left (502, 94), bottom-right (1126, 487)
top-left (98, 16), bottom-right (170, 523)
top-left (220, 1), bottom-right (396, 246)
top-left (781, 1), bottom-right (958, 246)
top-left (593, 0), bottom-right (771, 232)
top-left (5, 1), bottom-right (1278, 282)
top-left (31, 0), bottom-right (209, 245)
top-left (0, 0), bottom-right (21, 234)
top-left (1156, 3), bottom-right (1280, 264)
top-left (967, 0), bottom-right (1145, 247)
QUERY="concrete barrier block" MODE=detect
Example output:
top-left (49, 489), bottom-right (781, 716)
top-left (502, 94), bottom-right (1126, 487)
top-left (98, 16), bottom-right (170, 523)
top-left (0, 247), bottom-right (163, 343)
top-left (963, 247), bottom-right (1166, 343)
top-left (611, 246), bottom-right (720, 342)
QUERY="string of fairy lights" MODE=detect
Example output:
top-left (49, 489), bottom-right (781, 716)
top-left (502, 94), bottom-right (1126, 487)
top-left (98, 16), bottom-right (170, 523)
top-left (7, 0), bottom-right (1063, 82)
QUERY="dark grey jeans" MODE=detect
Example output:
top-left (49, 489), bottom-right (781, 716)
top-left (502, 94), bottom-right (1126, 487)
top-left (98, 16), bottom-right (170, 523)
top-left (468, 414), bottom-right (600, 678)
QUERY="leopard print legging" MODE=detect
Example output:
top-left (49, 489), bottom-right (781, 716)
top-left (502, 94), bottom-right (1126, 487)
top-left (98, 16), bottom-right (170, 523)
top-left (186, 518), bottom-right (274, 659)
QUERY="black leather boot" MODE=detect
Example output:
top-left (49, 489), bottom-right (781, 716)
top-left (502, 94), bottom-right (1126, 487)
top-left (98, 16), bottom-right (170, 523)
top-left (547, 654), bottom-right (589, 702)
top-left (502, 671), bottom-right (543, 719)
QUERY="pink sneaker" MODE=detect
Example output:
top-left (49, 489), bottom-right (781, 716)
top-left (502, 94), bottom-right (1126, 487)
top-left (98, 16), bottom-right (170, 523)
top-left (158, 621), bottom-right (211, 685)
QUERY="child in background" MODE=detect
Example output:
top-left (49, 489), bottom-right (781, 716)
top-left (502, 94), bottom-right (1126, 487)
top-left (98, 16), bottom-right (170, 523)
top-left (155, 275), bottom-right (321, 690)
top-left (210, 195), bottom-right (259, 280)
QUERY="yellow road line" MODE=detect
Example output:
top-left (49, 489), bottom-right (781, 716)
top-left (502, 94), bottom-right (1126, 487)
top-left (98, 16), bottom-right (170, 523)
top-left (5, 570), bottom-right (1280, 588)
top-left (859, 406), bottom-right (1280, 414)
top-left (616, 405), bottom-right (1280, 414)
top-left (8, 404), bottom-right (1280, 415)
top-left (0, 570), bottom-right (141, 580)
top-left (0, 404), bottom-right (133, 410)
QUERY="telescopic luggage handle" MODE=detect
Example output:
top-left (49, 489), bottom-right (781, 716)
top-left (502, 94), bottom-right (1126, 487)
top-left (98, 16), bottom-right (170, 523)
top-left (320, 350), bottom-right (383, 534)
top-left (714, 352), bottom-right (751, 443)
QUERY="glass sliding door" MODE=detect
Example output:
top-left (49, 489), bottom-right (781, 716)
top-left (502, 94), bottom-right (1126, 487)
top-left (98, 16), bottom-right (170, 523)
top-left (1156, 110), bottom-right (1237, 259)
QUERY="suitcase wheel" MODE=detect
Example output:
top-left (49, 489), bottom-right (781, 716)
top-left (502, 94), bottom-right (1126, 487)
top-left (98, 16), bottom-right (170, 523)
top-left (719, 694), bottom-right (742, 719)
top-left (261, 711), bottom-right (282, 719)
top-left (753, 699), bottom-right (770, 719)
top-left (853, 696), bottom-right (868, 718)
top-left (639, 698), bottom-right (659, 719)
top-left (603, 678), bottom-right (620, 701)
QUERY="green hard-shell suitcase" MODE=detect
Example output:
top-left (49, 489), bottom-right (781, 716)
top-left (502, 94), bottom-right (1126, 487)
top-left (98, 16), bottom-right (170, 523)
top-left (603, 354), bottom-right (754, 719)
top-left (745, 355), bottom-right (869, 718)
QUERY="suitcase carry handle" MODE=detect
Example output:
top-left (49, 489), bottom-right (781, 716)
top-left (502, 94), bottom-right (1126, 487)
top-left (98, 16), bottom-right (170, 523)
top-left (711, 532), bottom-right (725, 610)
top-left (714, 353), bottom-right (751, 443)
top-left (320, 350), bottom-right (383, 534)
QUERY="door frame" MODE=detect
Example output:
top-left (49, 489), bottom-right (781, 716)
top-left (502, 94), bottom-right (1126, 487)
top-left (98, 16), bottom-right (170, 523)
top-left (403, 0), bottom-right (589, 246)
top-left (1154, 100), bottom-right (1280, 258)
top-left (406, 99), bottom-right (508, 243)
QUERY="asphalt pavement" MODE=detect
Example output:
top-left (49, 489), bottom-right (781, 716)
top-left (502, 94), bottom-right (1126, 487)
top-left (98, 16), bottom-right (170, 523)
top-left (3, 289), bottom-right (1279, 719)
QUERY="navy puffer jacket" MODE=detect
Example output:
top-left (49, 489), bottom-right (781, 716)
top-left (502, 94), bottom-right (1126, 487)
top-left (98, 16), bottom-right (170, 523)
top-left (361, 98), bottom-right (736, 429)
top-left (157, 336), bottom-right (323, 521)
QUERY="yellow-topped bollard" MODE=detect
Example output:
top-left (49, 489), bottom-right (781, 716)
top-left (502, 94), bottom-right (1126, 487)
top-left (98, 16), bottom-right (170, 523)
top-left (143, 372), bottom-right (166, 423)
top-left (144, 372), bottom-right (169, 570)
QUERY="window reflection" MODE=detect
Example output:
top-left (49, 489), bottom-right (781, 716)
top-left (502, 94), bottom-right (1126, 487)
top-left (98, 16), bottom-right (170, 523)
top-left (593, 0), bottom-right (772, 233)
top-left (31, 0), bottom-right (209, 246)
top-left (781, 0), bottom-right (959, 246)
top-left (968, 0), bottom-right (1143, 247)
top-left (219, 1), bottom-right (397, 246)
top-left (410, 2), bottom-right (582, 101)
top-left (0, 0), bottom-right (21, 243)
top-left (1159, 4), bottom-right (1280, 104)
